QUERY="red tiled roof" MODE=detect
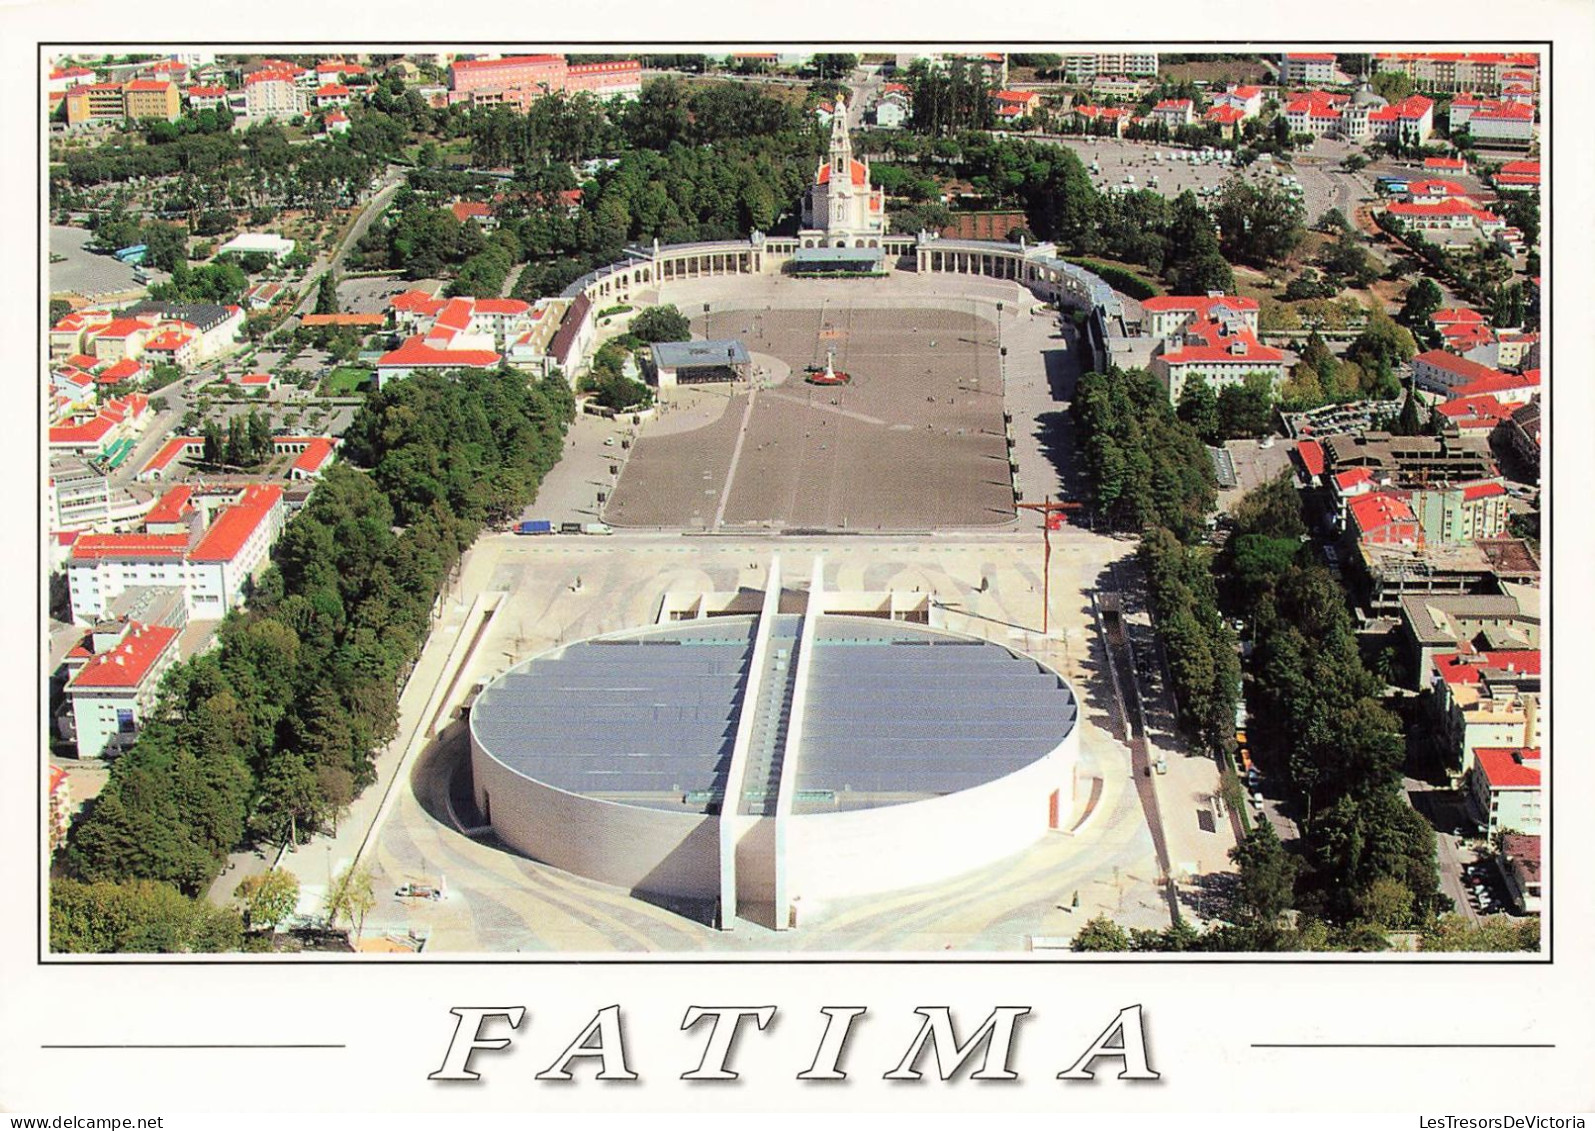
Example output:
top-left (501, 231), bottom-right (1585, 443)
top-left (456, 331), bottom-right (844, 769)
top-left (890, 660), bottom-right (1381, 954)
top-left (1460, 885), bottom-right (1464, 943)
top-left (90, 318), bottom-right (153, 340)
top-left (450, 54), bottom-right (562, 73)
top-left (1285, 53), bottom-right (1337, 63)
top-left (290, 438), bottom-right (335, 475)
top-left (1141, 295), bottom-right (1260, 315)
top-left (433, 297), bottom-right (476, 333)
top-left (1407, 179), bottom-right (1468, 196)
top-left (1460, 480), bottom-right (1507, 501)
top-left (1425, 156), bottom-right (1467, 170)
top-left (71, 533), bottom-right (190, 561)
top-left (1295, 438), bottom-right (1325, 477)
top-left (144, 486), bottom-right (195, 526)
top-left (1333, 467), bottom-right (1376, 492)
top-left (1475, 102), bottom-right (1533, 121)
top-left (377, 336), bottom-right (501, 369)
top-left (391, 289), bottom-right (447, 316)
top-left (125, 79), bottom-right (175, 93)
top-left (1160, 320), bottom-right (1283, 365)
top-left (64, 353), bottom-right (101, 370)
top-left (1415, 350), bottom-right (1501, 383)
top-left (316, 84), bottom-right (351, 97)
top-left (1433, 308), bottom-right (1485, 325)
top-left (1153, 98), bottom-right (1193, 111)
top-left (141, 437), bottom-right (203, 475)
top-left (49, 417), bottom-right (116, 446)
top-left (472, 298), bottom-right (530, 316)
top-left (1475, 746), bottom-right (1541, 789)
top-left (143, 331), bottom-right (194, 352)
top-left (1387, 198), bottom-right (1500, 223)
top-left (1369, 95), bottom-right (1434, 122)
top-left (816, 159), bottom-right (869, 187)
top-left (1452, 370), bottom-right (1539, 399)
top-left (186, 84), bottom-right (228, 97)
top-left (1348, 491), bottom-right (1417, 534)
top-left (1205, 105), bottom-right (1245, 124)
top-left (236, 372), bottom-right (273, 385)
top-left (96, 357), bottom-right (143, 383)
top-left (450, 201), bottom-right (493, 223)
top-left (189, 484), bottom-right (283, 563)
top-left (1433, 650), bottom-right (1541, 685)
top-left (1436, 395), bottom-right (1513, 426)
top-left (69, 623), bottom-right (179, 689)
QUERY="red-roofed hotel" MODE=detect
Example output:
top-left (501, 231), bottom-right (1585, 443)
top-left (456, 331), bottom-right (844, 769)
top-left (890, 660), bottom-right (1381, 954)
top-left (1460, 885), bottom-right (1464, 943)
top-left (1468, 747), bottom-right (1541, 835)
top-left (66, 484), bottom-right (285, 623)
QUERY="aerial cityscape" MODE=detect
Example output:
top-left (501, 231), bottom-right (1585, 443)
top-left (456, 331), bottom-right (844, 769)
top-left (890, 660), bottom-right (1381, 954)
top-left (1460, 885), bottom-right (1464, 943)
top-left (42, 46), bottom-right (1544, 955)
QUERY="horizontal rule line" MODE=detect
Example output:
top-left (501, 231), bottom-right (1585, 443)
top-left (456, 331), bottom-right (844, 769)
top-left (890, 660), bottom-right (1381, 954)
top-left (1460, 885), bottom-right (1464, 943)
top-left (42, 1044), bottom-right (345, 1050)
top-left (1252, 1043), bottom-right (1555, 1049)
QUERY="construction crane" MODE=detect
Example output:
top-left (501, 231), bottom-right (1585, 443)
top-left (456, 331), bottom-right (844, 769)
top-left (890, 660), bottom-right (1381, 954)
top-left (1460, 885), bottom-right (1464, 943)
top-left (1016, 496), bottom-right (1084, 635)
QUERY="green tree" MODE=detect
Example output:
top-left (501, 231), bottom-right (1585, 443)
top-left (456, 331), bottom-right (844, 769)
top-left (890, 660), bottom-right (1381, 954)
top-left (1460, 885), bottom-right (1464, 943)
top-left (1072, 914), bottom-right (1131, 952)
top-left (1398, 277), bottom-right (1443, 327)
top-left (1230, 822), bottom-right (1299, 927)
top-left (51, 879), bottom-right (243, 953)
top-left (630, 304), bottom-right (692, 343)
top-left (1177, 376), bottom-right (1219, 443)
top-left (233, 867), bottom-right (301, 932)
top-left (325, 862), bottom-right (376, 942)
top-left (315, 271), bottom-right (339, 315)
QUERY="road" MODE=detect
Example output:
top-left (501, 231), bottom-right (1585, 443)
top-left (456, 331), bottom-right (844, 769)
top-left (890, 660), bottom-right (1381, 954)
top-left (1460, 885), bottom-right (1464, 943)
top-left (1095, 580), bottom-right (1180, 927)
top-left (289, 164), bottom-right (407, 319)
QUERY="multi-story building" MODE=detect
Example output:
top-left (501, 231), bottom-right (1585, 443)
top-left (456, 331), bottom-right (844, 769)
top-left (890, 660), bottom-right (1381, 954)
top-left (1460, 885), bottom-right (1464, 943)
top-left (1374, 52), bottom-right (1539, 95)
top-left (1320, 430), bottom-right (1497, 484)
top-left (183, 84), bottom-right (229, 112)
top-left (1450, 97), bottom-right (1535, 147)
top-left (49, 457), bottom-right (113, 532)
top-left (1347, 491), bottom-right (1420, 546)
top-left (1284, 90), bottom-right (1347, 136)
top-left (1410, 480), bottom-right (1511, 544)
top-left (446, 53), bottom-right (642, 109)
top-left (1496, 833), bottom-right (1541, 914)
top-left (64, 83), bottom-right (127, 126)
top-left (66, 484), bottom-right (285, 623)
top-left (122, 79), bottom-right (180, 121)
top-left (1428, 648), bottom-right (1543, 772)
top-left (1213, 84), bottom-right (1264, 118)
top-left (1061, 52), bottom-right (1159, 82)
top-left (243, 68), bottom-right (308, 122)
top-left (1139, 294), bottom-right (1260, 338)
top-left (1149, 319), bottom-right (1288, 404)
top-left (1279, 52), bottom-right (1339, 85)
top-left (1398, 589), bottom-right (1539, 685)
top-left (65, 620), bottom-right (181, 759)
top-left (1499, 398), bottom-right (1541, 479)
top-left (1467, 746), bottom-right (1541, 836)
top-left (1148, 98), bottom-right (1193, 128)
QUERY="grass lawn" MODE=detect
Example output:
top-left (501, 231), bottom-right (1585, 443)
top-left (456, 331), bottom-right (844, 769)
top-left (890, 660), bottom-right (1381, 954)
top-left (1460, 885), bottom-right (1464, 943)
top-left (320, 366), bottom-right (372, 396)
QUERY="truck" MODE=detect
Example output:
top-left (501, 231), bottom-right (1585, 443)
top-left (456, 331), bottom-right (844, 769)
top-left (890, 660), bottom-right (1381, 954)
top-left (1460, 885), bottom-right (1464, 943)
top-left (582, 523), bottom-right (613, 535)
top-left (515, 520), bottom-right (553, 535)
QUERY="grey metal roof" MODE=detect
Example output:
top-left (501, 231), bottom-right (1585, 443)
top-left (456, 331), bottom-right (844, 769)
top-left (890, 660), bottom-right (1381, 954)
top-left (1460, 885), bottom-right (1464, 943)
top-left (471, 613), bottom-right (1075, 815)
top-left (791, 246), bottom-right (886, 264)
top-left (650, 340), bottom-right (751, 369)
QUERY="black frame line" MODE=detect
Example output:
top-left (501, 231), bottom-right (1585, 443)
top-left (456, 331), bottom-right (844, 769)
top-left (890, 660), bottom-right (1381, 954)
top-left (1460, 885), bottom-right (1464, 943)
top-left (35, 38), bottom-right (1554, 967)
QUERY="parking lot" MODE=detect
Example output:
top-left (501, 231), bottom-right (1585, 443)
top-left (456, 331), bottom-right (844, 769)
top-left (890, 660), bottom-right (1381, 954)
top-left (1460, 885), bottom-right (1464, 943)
top-left (338, 274), bottom-right (440, 314)
top-left (49, 224), bottom-right (143, 299)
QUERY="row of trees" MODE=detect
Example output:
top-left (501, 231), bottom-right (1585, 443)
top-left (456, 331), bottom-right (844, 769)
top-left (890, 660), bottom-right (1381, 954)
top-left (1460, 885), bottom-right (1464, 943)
top-left (1225, 475), bottom-right (1443, 930)
top-left (1139, 527), bottom-right (1241, 752)
top-left (55, 366), bottom-right (575, 949)
top-left (1071, 366), bottom-right (1217, 542)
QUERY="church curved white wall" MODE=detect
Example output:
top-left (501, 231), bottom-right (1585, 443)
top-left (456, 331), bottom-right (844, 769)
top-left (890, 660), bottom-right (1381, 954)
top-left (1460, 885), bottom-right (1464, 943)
top-left (471, 742), bottom-right (722, 899)
top-left (782, 726), bottom-right (1079, 902)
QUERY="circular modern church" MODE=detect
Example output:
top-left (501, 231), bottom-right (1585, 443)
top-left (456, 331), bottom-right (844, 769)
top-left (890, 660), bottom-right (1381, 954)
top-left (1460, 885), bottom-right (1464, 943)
top-left (468, 563), bottom-right (1080, 924)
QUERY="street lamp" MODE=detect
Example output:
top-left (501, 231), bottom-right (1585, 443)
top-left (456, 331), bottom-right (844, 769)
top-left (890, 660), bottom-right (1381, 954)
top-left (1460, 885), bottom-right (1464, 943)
top-left (703, 302), bottom-right (712, 342)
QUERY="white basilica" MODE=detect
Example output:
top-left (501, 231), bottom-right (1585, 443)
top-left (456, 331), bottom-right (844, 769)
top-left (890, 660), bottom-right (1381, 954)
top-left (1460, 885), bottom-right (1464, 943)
top-left (799, 96), bottom-right (888, 249)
